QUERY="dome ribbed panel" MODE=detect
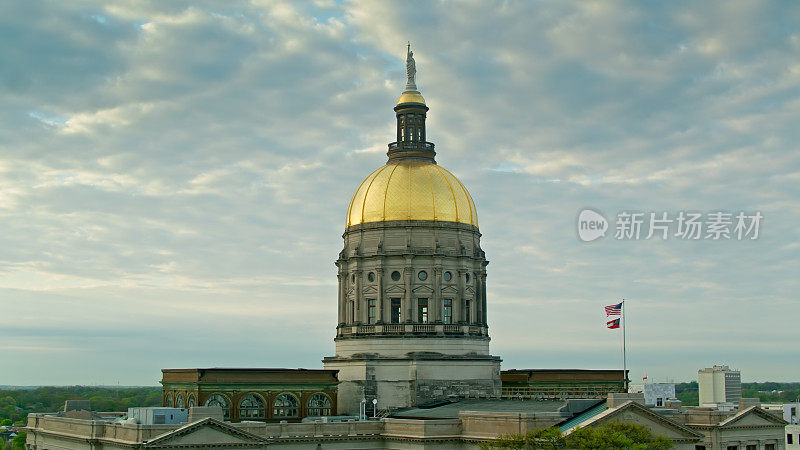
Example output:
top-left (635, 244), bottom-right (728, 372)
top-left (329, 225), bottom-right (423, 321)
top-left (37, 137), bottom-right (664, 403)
top-left (439, 165), bottom-right (478, 226)
top-left (426, 165), bottom-right (458, 221)
top-left (346, 166), bottom-right (385, 227)
top-left (346, 161), bottom-right (478, 228)
top-left (405, 162), bottom-right (434, 221)
top-left (362, 165), bottom-right (394, 224)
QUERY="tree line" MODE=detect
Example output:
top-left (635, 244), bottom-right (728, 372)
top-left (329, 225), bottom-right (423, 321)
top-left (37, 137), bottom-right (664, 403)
top-left (0, 386), bottom-right (161, 424)
top-left (675, 381), bottom-right (799, 406)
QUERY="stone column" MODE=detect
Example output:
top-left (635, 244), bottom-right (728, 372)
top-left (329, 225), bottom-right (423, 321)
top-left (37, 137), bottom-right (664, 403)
top-left (350, 268), bottom-right (364, 323)
top-left (404, 262), bottom-right (413, 322)
top-left (481, 272), bottom-right (488, 326)
top-left (474, 271), bottom-right (482, 324)
top-left (356, 270), bottom-right (365, 324)
top-left (453, 268), bottom-right (463, 323)
top-left (376, 262), bottom-right (384, 323)
top-left (432, 265), bottom-right (442, 322)
top-left (337, 272), bottom-right (344, 325)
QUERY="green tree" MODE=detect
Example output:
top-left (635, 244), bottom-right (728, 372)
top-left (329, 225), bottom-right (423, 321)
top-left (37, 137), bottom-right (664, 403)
top-left (11, 432), bottom-right (26, 450)
top-left (482, 422), bottom-right (672, 450)
top-left (675, 382), bottom-right (698, 406)
top-left (565, 422), bottom-right (672, 449)
top-left (481, 427), bottom-right (566, 449)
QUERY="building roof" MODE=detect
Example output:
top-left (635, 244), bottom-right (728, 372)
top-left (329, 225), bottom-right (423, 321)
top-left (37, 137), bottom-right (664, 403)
top-left (558, 401), bottom-right (608, 432)
top-left (160, 368), bottom-right (339, 385)
top-left (717, 405), bottom-right (788, 427)
top-left (561, 401), bottom-right (703, 441)
top-left (390, 398), bottom-right (600, 420)
top-left (145, 417), bottom-right (269, 447)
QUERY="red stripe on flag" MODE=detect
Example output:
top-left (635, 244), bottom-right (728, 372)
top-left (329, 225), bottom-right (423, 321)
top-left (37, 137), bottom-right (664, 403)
top-left (605, 302), bottom-right (623, 316)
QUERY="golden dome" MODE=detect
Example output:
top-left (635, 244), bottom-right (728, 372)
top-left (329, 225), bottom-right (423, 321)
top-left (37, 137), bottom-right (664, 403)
top-left (397, 91), bottom-right (426, 105)
top-left (347, 161), bottom-right (478, 228)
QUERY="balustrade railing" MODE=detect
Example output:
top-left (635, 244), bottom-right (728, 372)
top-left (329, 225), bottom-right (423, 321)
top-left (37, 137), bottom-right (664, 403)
top-left (388, 141), bottom-right (435, 151)
top-left (500, 385), bottom-right (618, 399)
top-left (342, 323), bottom-right (488, 336)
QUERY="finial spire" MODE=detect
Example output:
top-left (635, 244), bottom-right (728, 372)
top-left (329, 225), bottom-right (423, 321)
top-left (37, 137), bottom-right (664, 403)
top-left (390, 44), bottom-right (433, 163)
top-left (405, 43), bottom-right (417, 90)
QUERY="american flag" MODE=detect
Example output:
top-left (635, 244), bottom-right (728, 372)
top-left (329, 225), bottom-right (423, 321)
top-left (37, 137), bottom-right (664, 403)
top-left (604, 301), bottom-right (623, 316)
top-left (606, 318), bottom-right (620, 329)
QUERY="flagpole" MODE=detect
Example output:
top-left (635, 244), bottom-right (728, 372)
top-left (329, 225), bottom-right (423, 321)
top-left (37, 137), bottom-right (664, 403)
top-left (622, 299), bottom-right (627, 392)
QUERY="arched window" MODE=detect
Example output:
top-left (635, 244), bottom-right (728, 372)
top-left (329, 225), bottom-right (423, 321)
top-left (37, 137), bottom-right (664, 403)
top-left (204, 394), bottom-right (230, 419)
top-left (239, 394), bottom-right (265, 419)
top-left (187, 395), bottom-right (196, 408)
top-left (165, 393), bottom-right (173, 407)
top-left (307, 394), bottom-right (331, 417)
top-left (273, 393), bottom-right (298, 418)
top-left (176, 395), bottom-right (184, 408)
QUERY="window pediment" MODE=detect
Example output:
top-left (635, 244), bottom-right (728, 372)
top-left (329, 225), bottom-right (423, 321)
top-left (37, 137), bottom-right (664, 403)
top-left (441, 286), bottom-right (458, 295)
top-left (412, 285), bottom-right (434, 294)
top-left (362, 285), bottom-right (379, 295)
top-left (385, 284), bottom-right (406, 294)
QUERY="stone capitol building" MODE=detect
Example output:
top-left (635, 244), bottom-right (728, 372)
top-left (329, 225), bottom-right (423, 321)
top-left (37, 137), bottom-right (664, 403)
top-left (323, 45), bottom-right (501, 415)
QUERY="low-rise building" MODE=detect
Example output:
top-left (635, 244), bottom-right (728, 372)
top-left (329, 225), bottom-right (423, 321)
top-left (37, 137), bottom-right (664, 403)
top-left (762, 402), bottom-right (800, 450)
top-left (683, 405), bottom-right (786, 450)
top-left (27, 393), bottom-right (790, 450)
top-left (643, 382), bottom-right (677, 407)
top-left (25, 400), bottom-right (603, 449)
top-left (556, 393), bottom-right (787, 450)
top-left (127, 407), bottom-right (188, 425)
top-left (160, 368), bottom-right (338, 423)
top-left (787, 424), bottom-right (800, 450)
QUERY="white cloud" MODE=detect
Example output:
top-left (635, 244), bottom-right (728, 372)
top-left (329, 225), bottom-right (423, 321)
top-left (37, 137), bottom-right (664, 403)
top-left (0, 0), bottom-right (797, 384)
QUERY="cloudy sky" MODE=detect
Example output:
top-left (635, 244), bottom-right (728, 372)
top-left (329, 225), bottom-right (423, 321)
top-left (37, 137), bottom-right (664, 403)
top-left (1, 0), bottom-right (798, 386)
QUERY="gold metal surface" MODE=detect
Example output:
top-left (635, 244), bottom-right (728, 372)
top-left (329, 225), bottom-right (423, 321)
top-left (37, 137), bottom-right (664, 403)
top-left (346, 161), bottom-right (478, 228)
top-left (396, 91), bottom-right (426, 105)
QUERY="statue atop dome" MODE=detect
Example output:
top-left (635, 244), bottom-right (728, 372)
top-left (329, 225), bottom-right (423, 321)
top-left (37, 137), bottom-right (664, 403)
top-left (406, 43), bottom-right (417, 90)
